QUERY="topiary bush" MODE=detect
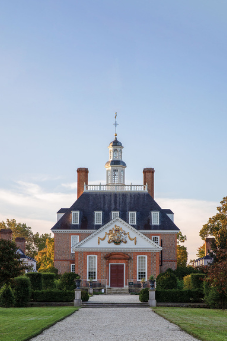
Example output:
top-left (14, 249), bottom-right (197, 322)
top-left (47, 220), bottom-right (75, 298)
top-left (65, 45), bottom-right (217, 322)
top-left (0, 284), bottom-right (15, 307)
top-left (58, 272), bottom-right (79, 290)
top-left (81, 290), bottom-right (89, 302)
top-left (139, 288), bottom-right (149, 302)
top-left (183, 274), bottom-right (192, 290)
top-left (190, 273), bottom-right (205, 291)
top-left (26, 272), bottom-right (43, 290)
top-left (42, 273), bottom-right (56, 290)
top-left (156, 269), bottom-right (178, 290)
top-left (12, 276), bottom-right (31, 307)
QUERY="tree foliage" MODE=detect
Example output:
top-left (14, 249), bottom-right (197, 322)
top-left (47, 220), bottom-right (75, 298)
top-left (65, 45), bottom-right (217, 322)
top-left (0, 239), bottom-right (26, 287)
top-left (35, 238), bottom-right (54, 271)
top-left (177, 231), bottom-right (188, 267)
top-left (0, 219), bottom-right (51, 258)
top-left (196, 243), bottom-right (205, 258)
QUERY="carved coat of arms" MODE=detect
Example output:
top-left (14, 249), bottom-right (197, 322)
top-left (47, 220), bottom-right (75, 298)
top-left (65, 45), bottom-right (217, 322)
top-left (98, 225), bottom-right (136, 245)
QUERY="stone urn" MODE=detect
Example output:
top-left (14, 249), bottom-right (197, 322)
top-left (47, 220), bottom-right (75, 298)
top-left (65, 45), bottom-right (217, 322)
top-left (149, 280), bottom-right (155, 290)
top-left (75, 279), bottom-right (81, 289)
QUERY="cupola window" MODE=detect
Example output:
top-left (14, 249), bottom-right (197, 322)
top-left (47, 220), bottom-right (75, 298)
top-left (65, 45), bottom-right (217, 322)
top-left (113, 149), bottom-right (118, 159)
top-left (113, 169), bottom-right (118, 183)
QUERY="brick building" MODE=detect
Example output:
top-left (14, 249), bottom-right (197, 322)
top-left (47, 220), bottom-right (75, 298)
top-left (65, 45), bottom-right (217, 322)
top-left (51, 132), bottom-right (179, 287)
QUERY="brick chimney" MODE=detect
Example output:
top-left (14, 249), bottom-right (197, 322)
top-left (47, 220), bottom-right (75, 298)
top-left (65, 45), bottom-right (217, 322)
top-left (205, 237), bottom-right (215, 255)
top-left (143, 168), bottom-right (155, 199)
top-left (15, 237), bottom-right (26, 253)
top-left (77, 168), bottom-right (89, 199)
top-left (0, 229), bottom-right (12, 241)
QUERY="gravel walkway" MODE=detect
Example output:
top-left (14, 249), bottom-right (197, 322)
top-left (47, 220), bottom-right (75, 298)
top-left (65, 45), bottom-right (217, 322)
top-left (31, 295), bottom-right (199, 341)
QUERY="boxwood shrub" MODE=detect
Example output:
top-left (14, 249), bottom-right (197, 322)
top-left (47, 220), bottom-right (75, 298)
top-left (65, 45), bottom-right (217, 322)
top-left (190, 273), bottom-right (205, 290)
top-left (13, 276), bottom-right (31, 307)
top-left (42, 273), bottom-right (56, 289)
top-left (0, 284), bottom-right (15, 307)
top-left (156, 289), bottom-right (204, 303)
top-left (139, 288), bottom-right (149, 302)
top-left (26, 272), bottom-right (42, 290)
top-left (31, 290), bottom-right (74, 302)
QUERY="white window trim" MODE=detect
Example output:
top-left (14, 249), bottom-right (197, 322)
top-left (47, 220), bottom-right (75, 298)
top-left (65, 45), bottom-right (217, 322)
top-left (112, 211), bottom-right (119, 220)
top-left (152, 236), bottom-right (160, 245)
top-left (129, 211), bottom-right (137, 225)
top-left (152, 211), bottom-right (160, 225)
top-left (71, 235), bottom-right (79, 253)
top-left (72, 211), bottom-right (79, 224)
top-left (71, 264), bottom-right (75, 273)
top-left (87, 255), bottom-right (97, 281)
top-left (95, 211), bottom-right (102, 225)
top-left (137, 255), bottom-right (147, 281)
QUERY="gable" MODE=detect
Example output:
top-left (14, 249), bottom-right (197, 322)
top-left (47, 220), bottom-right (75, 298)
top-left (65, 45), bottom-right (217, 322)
top-left (73, 217), bottom-right (162, 252)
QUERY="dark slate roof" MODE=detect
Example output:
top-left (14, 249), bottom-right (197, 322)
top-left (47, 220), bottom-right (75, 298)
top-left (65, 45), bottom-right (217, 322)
top-left (105, 160), bottom-right (127, 167)
top-left (162, 209), bottom-right (173, 214)
top-left (17, 249), bottom-right (36, 262)
top-left (57, 208), bottom-right (69, 213)
top-left (109, 138), bottom-right (123, 147)
top-left (51, 191), bottom-right (179, 232)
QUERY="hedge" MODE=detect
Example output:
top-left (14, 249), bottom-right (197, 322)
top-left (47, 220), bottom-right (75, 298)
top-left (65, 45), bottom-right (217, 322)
top-left (0, 284), bottom-right (15, 307)
top-left (31, 290), bottom-right (75, 302)
top-left (156, 289), bottom-right (204, 303)
top-left (42, 273), bottom-right (56, 289)
top-left (12, 276), bottom-right (31, 307)
top-left (190, 273), bottom-right (205, 290)
top-left (26, 272), bottom-right (42, 290)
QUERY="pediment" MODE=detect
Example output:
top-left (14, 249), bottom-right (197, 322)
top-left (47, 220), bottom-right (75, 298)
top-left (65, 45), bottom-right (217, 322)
top-left (73, 217), bottom-right (162, 251)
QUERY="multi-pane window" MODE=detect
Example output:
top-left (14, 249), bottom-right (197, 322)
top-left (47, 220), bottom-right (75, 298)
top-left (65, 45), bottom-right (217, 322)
top-left (87, 255), bottom-right (97, 280)
top-left (71, 264), bottom-right (75, 273)
top-left (113, 169), bottom-right (118, 183)
top-left (72, 211), bottom-right (79, 224)
top-left (71, 235), bottom-right (79, 253)
top-left (121, 170), bottom-right (124, 183)
top-left (113, 149), bottom-right (118, 159)
top-left (129, 212), bottom-right (136, 225)
top-left (137, 255), bottom-right (147, 281)
top-left (112, 211), bottom-right (119, 220)
top-left (95, 211), bottom-right (102, 224)
top-left (152, 212), bottom-right (160, 225)
top-left (152, 236), bottom-right (160, 245)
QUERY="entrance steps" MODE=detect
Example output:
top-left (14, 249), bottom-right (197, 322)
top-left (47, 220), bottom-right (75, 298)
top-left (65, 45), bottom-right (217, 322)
top-left (82, 302), bottom-right (148, 308)
top-left (107, 287), bottom-right (129, 295)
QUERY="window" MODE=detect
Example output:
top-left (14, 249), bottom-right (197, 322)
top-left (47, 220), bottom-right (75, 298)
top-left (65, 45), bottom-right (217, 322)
top-left (107, 170), bottom-right (111, 183)
top-left (121, 170), bottom-right (124, 183)
top-left (152, 212), bottom-right (159, 225)
top-left (152, 236), bottom-right (160, 245)
top-left (71, 235), bottom-right (79, 253)
top-left (129, 212), bottom-right (136, 225)
top-left (113, 169), bottom-right (118, 183)
top-left (112, 211), bottom-right (119, 220)
top-left (72, 211), bottom-right (79, 224)
top-left (113, 149), bottom-right (118, 159)
top-left (110, 150), bottom-right (112, 159)
top-left (71, 264), bottom-right (75, 273)
top-left (137, 255), bottom-right (147, 281)
top-left (95, 211), bottom-right (102, 224)
top-left (87, 255), bottom-right (97, 280)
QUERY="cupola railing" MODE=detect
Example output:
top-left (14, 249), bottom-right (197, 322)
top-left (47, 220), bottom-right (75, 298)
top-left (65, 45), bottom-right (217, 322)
top-left (84, 184), bottom-right (148, 192)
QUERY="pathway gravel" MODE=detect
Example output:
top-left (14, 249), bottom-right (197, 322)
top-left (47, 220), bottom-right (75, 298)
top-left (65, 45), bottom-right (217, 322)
top-left (31, 295), bottom-right (199, 341)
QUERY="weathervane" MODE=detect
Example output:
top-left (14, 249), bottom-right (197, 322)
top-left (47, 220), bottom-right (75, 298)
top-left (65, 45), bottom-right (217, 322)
top-left (113, 112), bottom-right (119, 139)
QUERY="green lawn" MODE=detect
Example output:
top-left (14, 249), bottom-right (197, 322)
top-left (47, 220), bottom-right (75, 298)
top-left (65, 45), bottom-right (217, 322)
top-left (153, 307), bottom-right (227, 341)
top-left (0, 307), bottom-right (78, 341)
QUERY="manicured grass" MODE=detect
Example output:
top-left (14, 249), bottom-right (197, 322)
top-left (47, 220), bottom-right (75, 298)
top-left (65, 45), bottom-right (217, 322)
top-left (153, 307), bottom-right (227, 341)
top-left (0, 306), bottom-right (78, 341)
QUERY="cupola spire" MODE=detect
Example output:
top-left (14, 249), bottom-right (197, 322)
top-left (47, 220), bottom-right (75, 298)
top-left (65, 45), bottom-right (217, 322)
top-left (113, 112), bottom-right (118, 139)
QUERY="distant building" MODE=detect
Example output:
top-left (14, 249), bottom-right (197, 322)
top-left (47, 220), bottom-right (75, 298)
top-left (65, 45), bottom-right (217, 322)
top-left (0, 229), bottom-right (36, 272)
top-left (193, 237), bottom-right (214, 267)
top-left (51, 125), bottom-right (180, 288)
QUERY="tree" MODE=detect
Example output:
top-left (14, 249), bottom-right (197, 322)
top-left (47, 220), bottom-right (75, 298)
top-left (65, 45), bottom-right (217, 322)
top-left (0, 239), bottom-right (26, 287)
top-left (177, 231), bottom-right (188, 267)
top-left (33, 232), bottom-right (52, 252)
top-left (199, 196), bottom-right (227, 259)
top-left (196, 244), bottom-right (205, 258)
top-left (35, 238), bottom-right (54, 271)
top-left (0, 219), bottom-right (35, 257)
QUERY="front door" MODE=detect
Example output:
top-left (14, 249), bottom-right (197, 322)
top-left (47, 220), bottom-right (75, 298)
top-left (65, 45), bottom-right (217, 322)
top-left (110, 264), bottom-right (124, 287)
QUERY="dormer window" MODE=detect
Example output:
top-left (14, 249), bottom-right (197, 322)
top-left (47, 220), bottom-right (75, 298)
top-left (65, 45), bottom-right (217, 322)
top-left (152, 212), bottom-right (159, 225)
top-left (95, 211), bottom-right (102, 225)
top-left (129, 212), bottom-right (136, 225)
top-left (112, 211), bottom-right (119, 219)
top-left (72, 211), bottom-right (79, 224)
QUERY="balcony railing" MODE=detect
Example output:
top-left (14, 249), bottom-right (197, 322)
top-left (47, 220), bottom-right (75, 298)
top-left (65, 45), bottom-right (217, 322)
top-left (84, 184), bottom-right (148, 192)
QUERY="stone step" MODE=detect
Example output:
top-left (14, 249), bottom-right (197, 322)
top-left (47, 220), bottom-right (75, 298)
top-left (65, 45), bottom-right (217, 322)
top-left (81, 302), bottom-right (148, 308)
top-left (107, 288), bottom-right (129, 295)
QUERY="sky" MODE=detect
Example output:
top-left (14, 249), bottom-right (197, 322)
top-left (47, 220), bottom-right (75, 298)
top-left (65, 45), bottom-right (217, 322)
top-left (0, 1), bottom-right (226, 261)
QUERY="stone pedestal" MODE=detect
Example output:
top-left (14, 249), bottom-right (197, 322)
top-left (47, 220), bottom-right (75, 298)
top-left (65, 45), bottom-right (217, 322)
top-left (88, 287), bottom-right (93, 295)
top-left (74, 289), bottom-right (82, 307)
top-left (148, 290), bottom-right (156, 307)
